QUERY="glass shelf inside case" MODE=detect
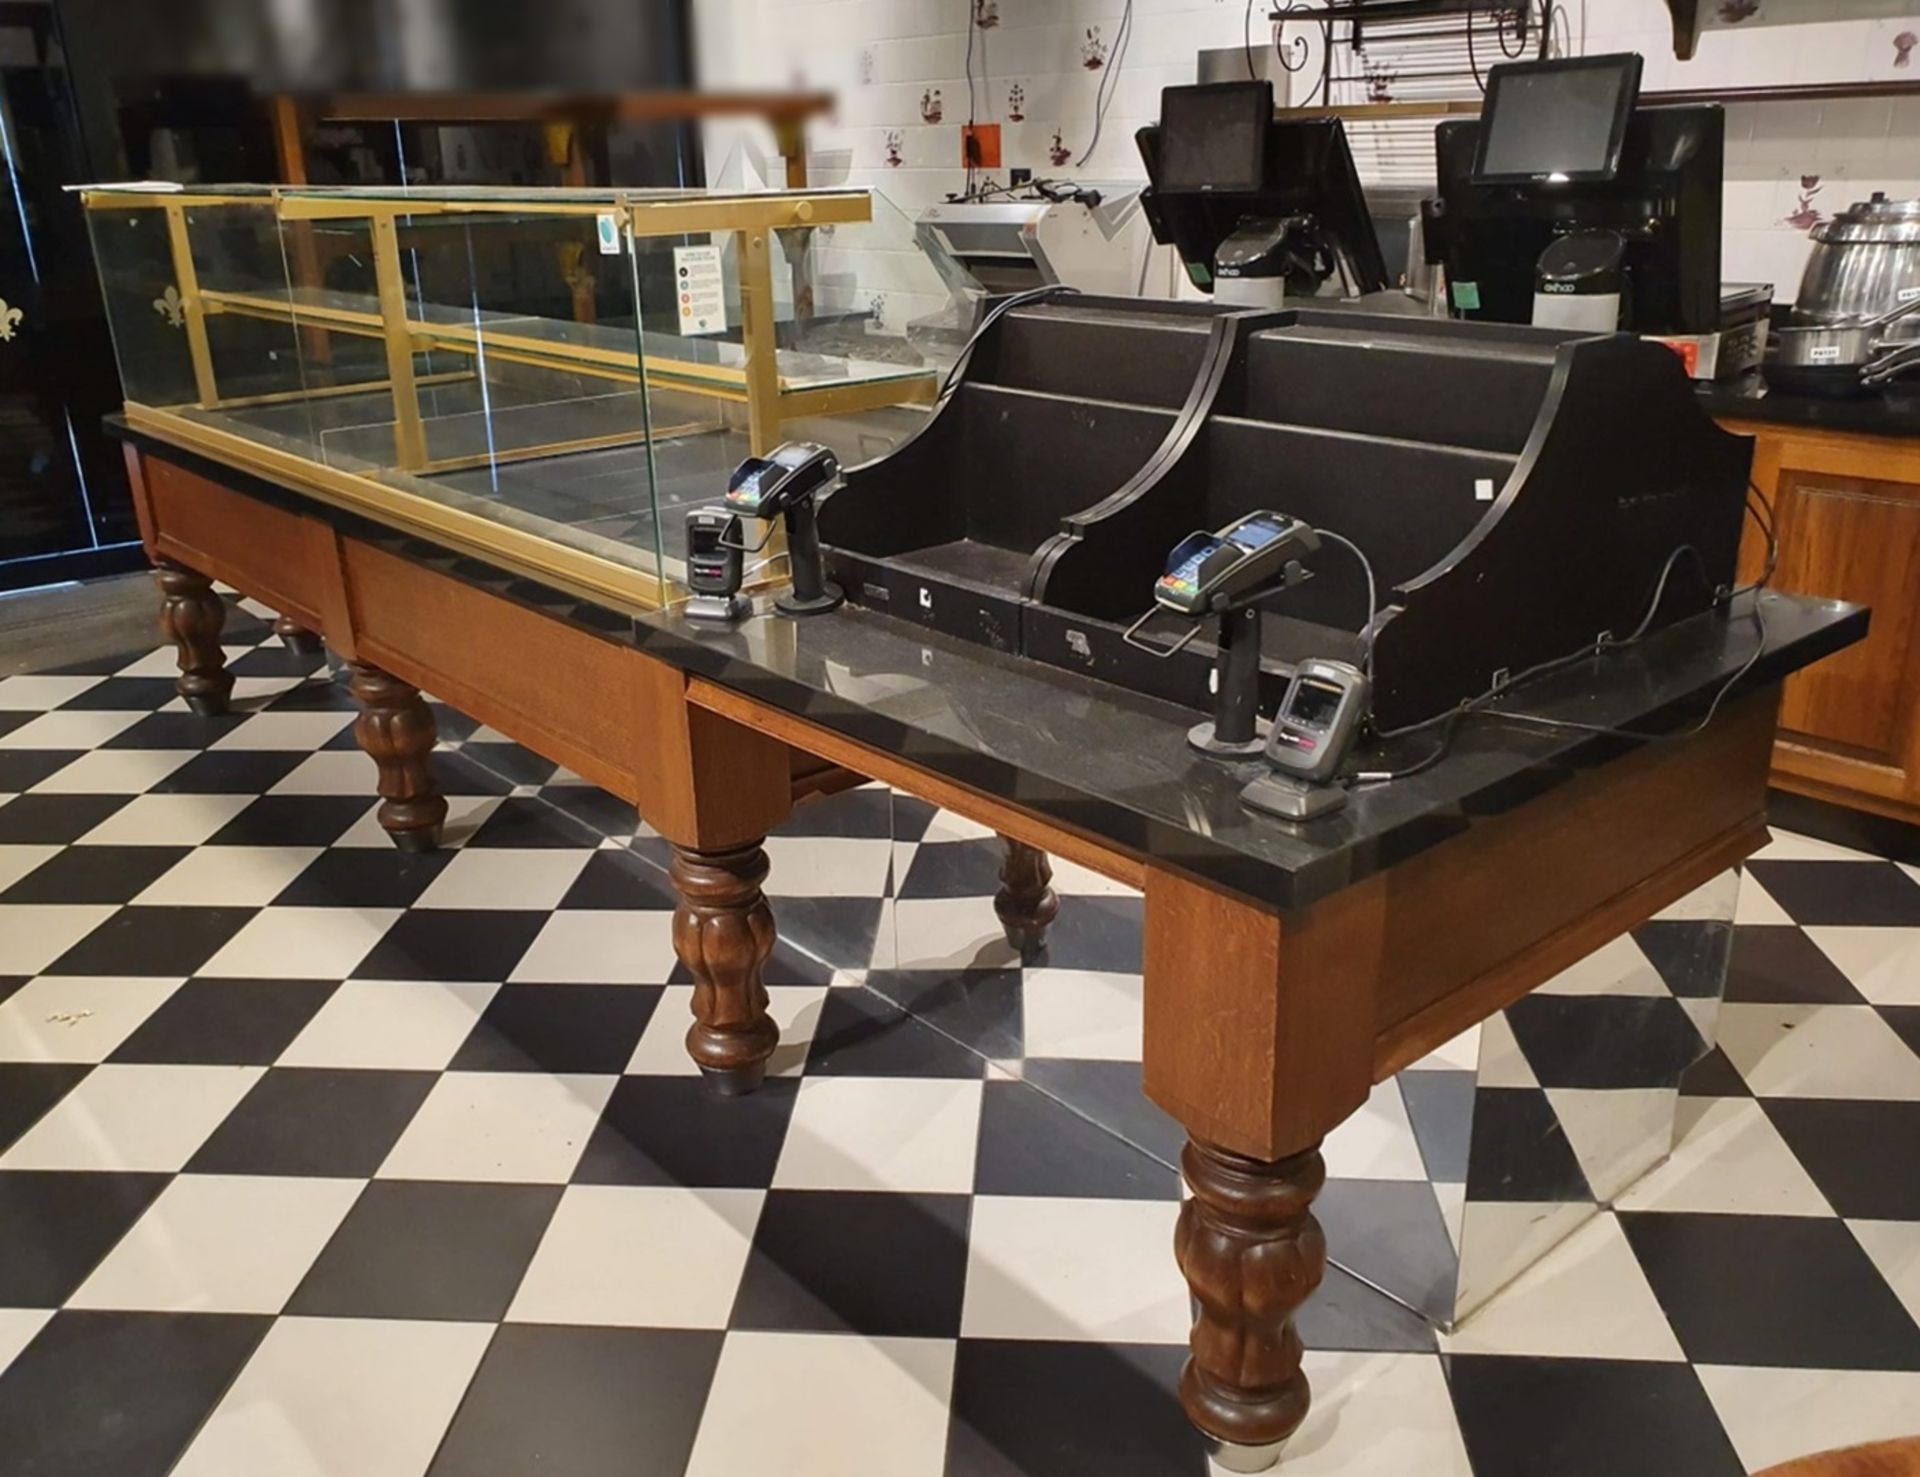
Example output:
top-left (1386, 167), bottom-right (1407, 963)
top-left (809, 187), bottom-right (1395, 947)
top-left (81, 183), bottom-right (949, 608)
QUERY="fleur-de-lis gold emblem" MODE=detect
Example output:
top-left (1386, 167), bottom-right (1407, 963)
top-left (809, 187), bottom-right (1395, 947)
top-left (0, 298), bottom-right (21, 342)
top-left (153, 285), bottom-right (186, 328)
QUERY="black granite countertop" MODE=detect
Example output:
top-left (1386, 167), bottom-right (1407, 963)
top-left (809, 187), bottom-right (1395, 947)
top-left (1698, 374), bottom-right (1920, 438)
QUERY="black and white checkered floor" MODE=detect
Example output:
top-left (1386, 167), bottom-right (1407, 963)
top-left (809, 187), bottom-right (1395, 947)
top-left (1, 591), bottom-right (1918, 1477)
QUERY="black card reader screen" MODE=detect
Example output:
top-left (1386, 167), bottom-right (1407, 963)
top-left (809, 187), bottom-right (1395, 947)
top-left (1229, 518), bottom-right (1286, 552)
top-left (1473, 54), bottom-right (1640, 184)
top-left (1286, 676), bottom-right (1345, 730)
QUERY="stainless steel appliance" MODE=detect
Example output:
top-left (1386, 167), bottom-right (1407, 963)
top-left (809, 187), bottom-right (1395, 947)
top-left (1773, 194), bottom-right (1920, 395)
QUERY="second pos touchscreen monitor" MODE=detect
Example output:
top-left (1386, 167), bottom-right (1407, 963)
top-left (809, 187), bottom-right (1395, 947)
top-left (1471, 53), bottom-right (1643, 185)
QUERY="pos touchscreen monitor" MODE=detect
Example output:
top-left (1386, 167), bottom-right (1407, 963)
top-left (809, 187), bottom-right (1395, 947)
top-left (1471, 53), bottom-right (1643, 185)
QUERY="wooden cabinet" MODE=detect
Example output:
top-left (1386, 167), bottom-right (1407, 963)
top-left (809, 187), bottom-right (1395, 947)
top-left (1724, 419), bottom-right (1920, 825)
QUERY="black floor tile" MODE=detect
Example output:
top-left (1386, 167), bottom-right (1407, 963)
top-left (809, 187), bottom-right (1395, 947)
top-left (0, 1310), bottom-right (270, 1477)
top-left (1746, 859), bottom-right (1920, 927)
top-left (1297, 1262), bottom-right (1438, 1354)
top-left (44, 905), bottom-right (257, 977)
top-left (0, 845), bottom-right (190, 905)
top-left (450, 984), bottom-right (661, 1075)
top-left (1761, 1099), bottom-right (1920, 1221)
top-left (1619, 1210), bottom-right (1920, 1369)
top-left (228, 646), bottom-right (326, 679)
top-left (1019, 1058), bottom-right (1187, 1170)
top-left (1882, 1004), bottom-right (1920, 1063)
top-left (773, 785), bottom-right (894, 838)
top-left (576, 1075), bottom-right (799, 1189)
top-left (108, 979), bottom-right (337, 1066)
top-left (757, 897), bottom-right (881, 978)
top-left (460, 740), bottom-right (557, 787)
top-left (802, 989), bottom-right (986, 1078)
top-left (1030, 895), bottom-right (1145, 973)
top-left (351, 909), bottom-right (550, 983)
top-left (0, 1065), bottom-right (91, 1155)
top-left (898, 838), bottom-right (1008, 899)
top-left (889, 793), bottom-right (938, 843)
top-left (0, 1171), bottom-right (170, 1305)
top-left (1678, 1044), bottom-right (1752, 1098)
top-left (185, 1067), bottom-right (438, 1177)
top-left (426, 1325), bottom-right (723, 1477)
top-left (946, 1341), bottom-right (1206, 1477)
top-left (463, 797), bottom-right (600, 849)
top-left (427, 748), bottom-right (517, 797)
top-left (273, 847), bottom-right (455, 908)
top-left (1501, 995), bottom-right (1705, 1090)
top-left (1632, 917), bottom-right (1735, 999)
top-left (0, 794), bottom-right (129, 845)
top-left (1464, 1086), bottom-right (1595, 1203)
top-left (864, 968), bottom-right (1025, 1061)
top-left (262, 676), bottom-right (359, 712)
top-left (101, 711), bottom-right (249, 752)
top-left (0, 979), bottom-right (20, 1008)
top-left (204, 795), bottom-right (375, 847)
top-left (287, 1180), bottom-right (561, 1321)
top-left (0, 712), bottom-right (33, 742)
top-left (1316, 1178), bottom-right (1464, 1328)
top-left (558, 849), bottom-right (676, 910)
top-left (58, 677), bottom-right (183, 712)
top-left (733, 1189), bottom-right (971, 1338)
top-left (542, 784), bottom-right (639, 839)
top-left (0, 752), bottom-right (80, 792)
top-left (1447, 1355), bottom-right (1744, 1477)
top-left (1399, 1069), bottom-right (1477, 1183)
top-left (1723, 925), bottom-right (1867, 1005)
top-left (147, 749), bottom-right (309, 794)
top-left (974, 1077), bottom-right (1179, 1199)
top-left (425, 703), bottom-right (482, 744)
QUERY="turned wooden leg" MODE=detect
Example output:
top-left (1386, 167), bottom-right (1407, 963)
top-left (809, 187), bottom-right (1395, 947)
top-left (671, 841), bottom-right (780, 1096)
top-left (273, 613), bottom-right (324, 656)
top-left (994, 835), bottom-right (1058, 957)
top-left (154, 559), bottom-right (235, 717)
top-left (347, 662), bottom-right (448, 852)
top-left (1176, 1139), bottom-right (1327, 1473)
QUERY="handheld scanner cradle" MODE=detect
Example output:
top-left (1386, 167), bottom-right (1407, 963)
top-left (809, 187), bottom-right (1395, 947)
top-left (684, 507), bottom-right (744, 598)
top-left (1154, 510), bottom-right (1320, 616)
top-left (726, 442), bottom-right (841, 521)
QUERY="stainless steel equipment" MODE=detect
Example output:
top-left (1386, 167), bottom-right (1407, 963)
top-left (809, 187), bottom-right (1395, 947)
top-left (1772, 194), bottom-right (1920, 394)
top-left (1773, 292), bottom-right (1920, 397)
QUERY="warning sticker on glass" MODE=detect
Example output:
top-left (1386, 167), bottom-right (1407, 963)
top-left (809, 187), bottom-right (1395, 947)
top-left (673, 245), bottom-right (726, 336)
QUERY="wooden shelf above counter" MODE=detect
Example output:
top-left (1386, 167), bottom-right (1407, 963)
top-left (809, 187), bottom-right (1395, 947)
top-left (1721, 414), bottom-right (1920, 827)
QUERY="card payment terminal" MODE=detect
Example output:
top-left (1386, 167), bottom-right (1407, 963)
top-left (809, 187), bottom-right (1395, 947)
top-left (724, 442), bottom-right (845, 616)
top-left (1153, 511), bottom-right (1320, 617)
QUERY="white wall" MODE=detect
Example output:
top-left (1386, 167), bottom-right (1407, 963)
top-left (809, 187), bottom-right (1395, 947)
top-left (693, 0), bottom-right (1920, 317)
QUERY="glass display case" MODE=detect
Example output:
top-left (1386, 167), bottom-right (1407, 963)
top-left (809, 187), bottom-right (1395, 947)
top-left (80, 183), bottom-right (946, 608)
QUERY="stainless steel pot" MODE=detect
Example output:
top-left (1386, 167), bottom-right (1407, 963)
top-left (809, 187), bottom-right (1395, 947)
top-left (1770, 294), bottom-right (1920, 395)
top-left (1791, 193), bottom-right (1920, 335)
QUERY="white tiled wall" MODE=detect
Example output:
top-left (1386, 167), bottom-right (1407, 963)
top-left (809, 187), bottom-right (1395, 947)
top-left (694, 0), bottom-right (1920, 316)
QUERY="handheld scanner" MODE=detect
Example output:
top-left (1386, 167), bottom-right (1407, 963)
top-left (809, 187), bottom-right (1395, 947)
top-left (1153, 510), bottom-right (1320, 616)
top-left (684, 507), bottom-right (744, 598)
top-left (1265, 658), bottom-right (1369, 784)
top-left (725, 442), bottom-right (841, 520)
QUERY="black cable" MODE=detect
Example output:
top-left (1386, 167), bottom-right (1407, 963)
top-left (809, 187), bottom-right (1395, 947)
top-left (938, 286), bottom-right (1079, 400)
top-left (1246, 0), bottom-right (1260, 79)
top-left (1077, 0), bottom-right (1135, 167)
top-left (1466, 1), bottom-right (1486, 92)
top-left (1310, 528), bottom-right (1378, 673)
top-left (964, 0), bottom-right (978, 196)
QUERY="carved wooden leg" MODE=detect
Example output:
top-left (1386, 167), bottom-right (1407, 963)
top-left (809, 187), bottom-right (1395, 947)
top-left (994, 835), bottom-right (1058, 957)
top-left (273, 613), bottom-right (324, 656)
top-left (1176, 1139), bottom-right (1327, 1473)
top-left (154, 559), bottom-right (235, 717)
top-left (347, 662), bottom-right (447, 852)
top-left (672, 842), bottom-right (780, 1096)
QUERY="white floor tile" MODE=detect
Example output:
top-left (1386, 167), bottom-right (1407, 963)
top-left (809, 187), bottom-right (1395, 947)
top-left (136, 846), bottom-right (323, 907)
top-left (1322, 1080), bottom-right (1429, 1182)
top-left (29, 748), bottom-right (195, 795)
top-left (332, 794), bottom-right (494, 849)
top-left (75, 793), bottom-right (254, 846)
top-left (508, 1185), bottom-right (762, 1328)
top-left (0, 709), bottom-right (145, 751)
top-left (268, 752), bottom-right (380, 795)
top-left (1697, 1364), bottom-right (1920, 1475)
top-left (377, 1071), bottom-right (614, 1183)
top-left (507, 909), bottom-right (677, 984)
top-left (0, 844), bottom-right (61, 893)
top-left (210, 713), bottom-right (356, 751)
top-left (1409, 1023), bottom-right (1481, 1074)
top-left (68, 1175), bottom-right (363, 1313)
top-left (1735, 873), bottom-right (1795, 926)
top-left (1546, 1086), bottom-right (1683, 1204)
top-left (1267, 1352), bottom-right (1472, 1477)
top-left (774, 1077), bottom-right (982, 1193)
top-left (763, 835), bottom-right (896, 898)
top-left (0, 1063), bottom-right (263, 1171)
top-left (414, 848), bottom-right (595, 911)
top-left (1046, 855), bottom-right (1140, 898)
top-left (881, 897), bottom-right (1020, 971)
top-left (686, 1331), bottom-right (954, 1477)
top-left (625, 985), bottom-right (828, 1079)
top-left (1616, 1096), bottom-right (1833, 1216)
top-left (276, 981), bottom-right (498, 1069)
top-left (1532, 935), bottom-right (1671, 997)
top-left (0, 674), bottom-right (106, 710)
top-left (1751, 830), bottom-right (1880, 863)
top-left (0, 1309), bottom-right (50, 1375)
top-left (1806, 926), bottom-right (1920, 1006)
top-left (198, 907), bottom-right (400, 980)
top-left (170, 1316), bottom-right (493, 1477)
top-left (1442, 1212), bottom-right (1685, 1361)
top-left (1717, 1002), bottom-right (1920, 1100)
top-left (962, 1194), bottom-right (1189, 1343)
top-left (1473, 1012), bottom-right (1539, 1089)
top-left (1019, 969), bottom-right (1143, 1061)
top-left (0, 976), bottom-right (183, 1063)
top-left (0, 903), bottom-right (118, 974)
top-left (1849, 1220), bottom-right (1920, 1328)
top-left (918, 811), bottom-right (998, 845)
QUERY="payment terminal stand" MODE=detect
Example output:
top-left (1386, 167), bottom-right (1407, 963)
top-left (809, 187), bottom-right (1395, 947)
top-left (1124, 511), bottom-right (1321, 757)
top-left (725, 443), bottom-right (847, 617)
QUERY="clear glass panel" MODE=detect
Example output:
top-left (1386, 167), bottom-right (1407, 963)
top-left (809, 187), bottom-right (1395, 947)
top-left (85, 203), bottom-right (200, 409)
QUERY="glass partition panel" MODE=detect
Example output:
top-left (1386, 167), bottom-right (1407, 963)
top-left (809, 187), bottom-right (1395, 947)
top-left (85, 200), bottom-right (202, 410)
